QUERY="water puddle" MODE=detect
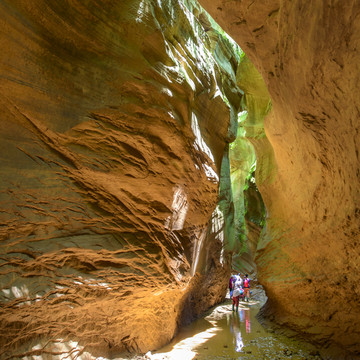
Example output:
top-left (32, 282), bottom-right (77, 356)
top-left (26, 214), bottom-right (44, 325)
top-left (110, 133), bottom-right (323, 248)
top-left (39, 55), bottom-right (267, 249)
top-left (147, 296), bottom-right (321, 360)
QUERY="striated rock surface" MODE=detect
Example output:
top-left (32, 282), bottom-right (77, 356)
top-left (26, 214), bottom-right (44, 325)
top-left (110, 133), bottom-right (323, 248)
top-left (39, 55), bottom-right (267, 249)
top-left (199, 0), bottom-right (360, 358)
top-left (0, 0), bottom-right (242, 357)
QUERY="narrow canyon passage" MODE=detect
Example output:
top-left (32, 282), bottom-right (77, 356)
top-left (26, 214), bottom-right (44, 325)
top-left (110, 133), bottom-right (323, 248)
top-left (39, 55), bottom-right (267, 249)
top-left (0, 0), bottom-right (359, 360)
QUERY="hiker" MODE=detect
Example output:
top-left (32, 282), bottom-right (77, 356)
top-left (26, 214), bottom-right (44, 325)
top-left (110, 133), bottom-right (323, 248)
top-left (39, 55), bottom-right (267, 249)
top-left (239, 286), bottom-right (245, 302)
top-left (229, 274), bottom-right (235, 298)
top-left (237, 273), bottom-right (243, 287)
top-left (243, 274), bottom-right (250, 302)
top-left (232, 277), bottom-right (242, 312)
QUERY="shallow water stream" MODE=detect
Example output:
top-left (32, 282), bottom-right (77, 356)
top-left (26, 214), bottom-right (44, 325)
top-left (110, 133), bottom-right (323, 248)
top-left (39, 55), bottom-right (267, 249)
top-left (145, 292), bottom-right (322, 360)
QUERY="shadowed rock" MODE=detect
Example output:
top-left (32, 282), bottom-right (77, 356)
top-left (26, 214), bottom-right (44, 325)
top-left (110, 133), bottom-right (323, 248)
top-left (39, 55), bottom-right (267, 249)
top-left (198, 0), bottom-right (360, 358)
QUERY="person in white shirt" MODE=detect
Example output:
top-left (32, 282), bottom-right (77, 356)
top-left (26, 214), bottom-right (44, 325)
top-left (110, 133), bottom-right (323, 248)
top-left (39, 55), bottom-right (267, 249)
top-left (232, 278), bottom-right (243, 312)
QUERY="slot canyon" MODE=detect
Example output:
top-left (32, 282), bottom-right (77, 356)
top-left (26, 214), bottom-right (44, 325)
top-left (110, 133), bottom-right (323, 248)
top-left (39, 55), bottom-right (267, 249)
top-left (0, 0), bottom-right (359, 359)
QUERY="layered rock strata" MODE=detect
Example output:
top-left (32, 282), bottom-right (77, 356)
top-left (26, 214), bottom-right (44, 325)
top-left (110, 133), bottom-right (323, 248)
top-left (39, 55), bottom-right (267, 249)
top-left (199, 0), bottom-right (360, 358)
top-left (0, 0), bottom-right (242, 357)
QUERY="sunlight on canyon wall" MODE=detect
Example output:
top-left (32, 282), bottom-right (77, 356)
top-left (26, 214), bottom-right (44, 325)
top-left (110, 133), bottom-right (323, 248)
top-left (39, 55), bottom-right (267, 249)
top-left (229, 54), bottom-right (272, 274)
top-left (0, 0), bottom-right (243, 357)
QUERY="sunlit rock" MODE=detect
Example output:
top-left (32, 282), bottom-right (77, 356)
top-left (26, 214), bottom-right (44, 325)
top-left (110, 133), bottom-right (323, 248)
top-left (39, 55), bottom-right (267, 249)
top-left (229, 55), bottom-right (272, 273)
top-left (0, 0), bottom-right (242, 357)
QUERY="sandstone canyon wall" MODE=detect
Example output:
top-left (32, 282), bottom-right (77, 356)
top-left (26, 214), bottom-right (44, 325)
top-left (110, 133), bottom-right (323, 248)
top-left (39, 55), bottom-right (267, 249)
top-left (229, 54), bottom-right (271, 274)
top-left (199, 0), bottom-right (360, 358)
top-left (0, 0), bottom-right (242, 357)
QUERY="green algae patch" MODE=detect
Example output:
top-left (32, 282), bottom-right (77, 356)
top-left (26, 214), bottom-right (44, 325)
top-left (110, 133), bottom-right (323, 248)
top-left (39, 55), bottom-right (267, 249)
top-left (228, 55), bottom-right (274, 269)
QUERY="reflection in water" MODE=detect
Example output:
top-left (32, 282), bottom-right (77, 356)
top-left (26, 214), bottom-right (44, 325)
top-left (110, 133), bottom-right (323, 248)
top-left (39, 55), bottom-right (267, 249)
top-left (230, 312), bottom-right (244, 352)
top-left (230, 308), bottom-right (251, 353)
top-left (152, 304), bottom-right (255, 359)
top-left (239, 308), bottom-right (245, 322)
top-left (238, 308), bottom-right (251, 334)
top-left (245, 309), bottom-right (251, 333)
top-left (152, 298), bottom-right (319, 360)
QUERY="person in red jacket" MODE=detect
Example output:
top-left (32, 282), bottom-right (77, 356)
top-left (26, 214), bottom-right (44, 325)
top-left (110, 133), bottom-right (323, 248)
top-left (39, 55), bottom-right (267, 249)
top-left (243, 274), bottom-right (250, 302)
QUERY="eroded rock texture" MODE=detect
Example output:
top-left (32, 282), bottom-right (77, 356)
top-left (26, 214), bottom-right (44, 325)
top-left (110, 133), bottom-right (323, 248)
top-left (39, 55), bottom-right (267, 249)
top-left (199, 0), bottom-right (360, 358)
top-left (0, 0), bottom-right (242, 357)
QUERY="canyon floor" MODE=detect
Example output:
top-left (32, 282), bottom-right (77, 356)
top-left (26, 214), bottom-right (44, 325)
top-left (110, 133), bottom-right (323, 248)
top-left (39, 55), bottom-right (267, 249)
top-left (110, 287), bottom-right (327, 360)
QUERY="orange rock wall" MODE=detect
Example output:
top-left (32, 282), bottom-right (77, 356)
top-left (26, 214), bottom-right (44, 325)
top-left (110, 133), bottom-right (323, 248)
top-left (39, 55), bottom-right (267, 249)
top-left (0, 0), bottom-right (240, 357)
top-left (198, 0), bottom-right (360, 358)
